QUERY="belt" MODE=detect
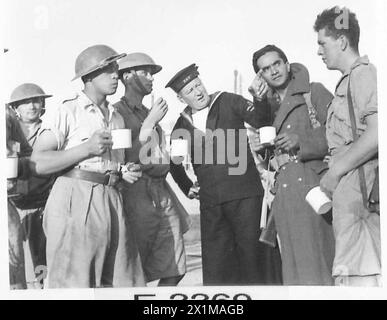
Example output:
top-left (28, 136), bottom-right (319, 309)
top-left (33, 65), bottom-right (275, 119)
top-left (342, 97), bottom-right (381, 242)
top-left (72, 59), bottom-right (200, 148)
top-left (141, 171), bottom-right (167, 182)
top-left (270, 152), bottom-right (297, 171)
top-left (62, 168), bottom-right (121, 186)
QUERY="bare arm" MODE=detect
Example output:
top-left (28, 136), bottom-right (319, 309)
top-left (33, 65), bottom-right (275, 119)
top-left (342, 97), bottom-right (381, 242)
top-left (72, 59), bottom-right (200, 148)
top-left (139, 97), bottom-right (168, 144)
top-left (31, 129), bottom-right (112, 175)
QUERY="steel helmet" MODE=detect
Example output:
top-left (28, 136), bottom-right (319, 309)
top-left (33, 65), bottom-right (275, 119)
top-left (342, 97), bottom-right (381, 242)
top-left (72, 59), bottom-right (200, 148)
top-left (72, 44), bottom-right (126, 81)
top-left (8, 83), bottom-right (52, 106)
top-left (118, 52), bottom-right (162, 75)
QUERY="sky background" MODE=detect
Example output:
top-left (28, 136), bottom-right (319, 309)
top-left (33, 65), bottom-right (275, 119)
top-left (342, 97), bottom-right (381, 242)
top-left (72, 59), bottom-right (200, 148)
top-left (1, 0), bottom-right (387, 298)
top-left (1, 0), bottom-right (384, 129)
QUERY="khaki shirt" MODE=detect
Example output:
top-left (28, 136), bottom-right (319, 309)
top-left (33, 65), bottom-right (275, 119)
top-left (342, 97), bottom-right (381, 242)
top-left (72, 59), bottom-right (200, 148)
top-left (40, 91), bottom-right (125, 173)
top-left (326, 56), bottom-right (377, 155)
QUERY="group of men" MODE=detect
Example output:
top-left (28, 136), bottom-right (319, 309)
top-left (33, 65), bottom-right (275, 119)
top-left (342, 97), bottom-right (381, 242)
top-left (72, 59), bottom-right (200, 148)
top-left (6, 6), bottom-right (380, 289)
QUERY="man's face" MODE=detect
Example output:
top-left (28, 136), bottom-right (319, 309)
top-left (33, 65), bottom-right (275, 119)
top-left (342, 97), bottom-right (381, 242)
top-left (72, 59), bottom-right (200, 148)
top-left (317, 28), bottom-right (342, 70)
top-left (90, 62), bottom-right (119, 96)
top-left (15, 97), bottom-right (44, 123)
top-left (256, 51), bottom-right (290, 89)
top-left (178, 77), bottom-right (211, 111)
top-left (126, 66), bottom-right (155, 95)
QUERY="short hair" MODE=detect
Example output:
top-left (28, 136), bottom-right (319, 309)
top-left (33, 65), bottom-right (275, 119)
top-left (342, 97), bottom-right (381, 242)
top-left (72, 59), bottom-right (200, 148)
top-left (314, 6), bottom-right (360, 51)
top-left (252, 45), bottom-right (288, 74)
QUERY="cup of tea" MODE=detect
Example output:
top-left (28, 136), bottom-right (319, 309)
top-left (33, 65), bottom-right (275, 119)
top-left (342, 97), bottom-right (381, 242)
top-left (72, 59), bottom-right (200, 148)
top-left (258, 126), bottom-right (276, 145)
top-left (6, 157), bottom-right (19, 179)
top-left (170, 139), bottom-right (188, 157)
top-left (111, 129), bottom-right (132, 149)
top-left (305, 186), bottom-right (332, 215)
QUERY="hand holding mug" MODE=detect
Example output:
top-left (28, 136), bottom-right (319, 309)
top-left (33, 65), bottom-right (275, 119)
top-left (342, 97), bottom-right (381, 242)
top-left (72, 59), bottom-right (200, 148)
top-left (86, 129), bottom-right (112, 156)
top-left (274, 132), bottom-right (300, 152)
top-left (249, 132), bottom-right (265, 152)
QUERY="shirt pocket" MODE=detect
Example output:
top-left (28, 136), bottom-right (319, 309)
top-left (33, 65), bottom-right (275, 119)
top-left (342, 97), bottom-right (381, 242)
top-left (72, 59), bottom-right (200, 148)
top-left (73, 127), bottom-right (92, 145)
top-left (331, 88), bottom-right (353, 144)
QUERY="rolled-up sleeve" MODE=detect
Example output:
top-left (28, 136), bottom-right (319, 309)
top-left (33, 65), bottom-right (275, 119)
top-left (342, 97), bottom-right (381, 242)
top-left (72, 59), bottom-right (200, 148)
top-left (39, 104), bottom-right (72, 150)
top-left (351, 65), bottom-right (378, 124)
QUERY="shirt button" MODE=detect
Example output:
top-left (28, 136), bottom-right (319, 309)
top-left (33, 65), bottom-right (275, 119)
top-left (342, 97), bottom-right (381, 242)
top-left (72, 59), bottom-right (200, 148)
top-left (282, 166), bottom-right (286, 170)
top-left (287, 124), bottom-right (291, 129)
top-left (283, 184), bottom-right (288, 188)
top-left (298, 178), bottom-right (302, 182)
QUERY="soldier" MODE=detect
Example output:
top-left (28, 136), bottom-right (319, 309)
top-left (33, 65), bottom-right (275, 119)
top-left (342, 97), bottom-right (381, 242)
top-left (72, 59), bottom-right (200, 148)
top-left (31, 45), bottom-right (145, 288)
top-left (6, 106), bottom-right (31, 289)
top-left (314, 7), bottom-right (380, 286)
top-left (114, 53), bottom-right (189, 286)
top-left (249, 45), bottom-right (335, 285)
top-left (166, 64), bottom-right (282, 285)
top-left (7, 83), bottom-right (54, 288)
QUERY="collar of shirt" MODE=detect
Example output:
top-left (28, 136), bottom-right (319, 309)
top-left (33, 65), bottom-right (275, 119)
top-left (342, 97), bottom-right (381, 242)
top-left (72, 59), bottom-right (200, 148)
top-left (345, 55), bottom-right (370, 76)
top-left (120, 96), bottom-right (149, 121)
top-left (78, 90), bottom-right (117, 122)
top-left (288, 63), bottom-right (310, 95)
top-left (121, 96), bottom-right (146, 111)
top-left (277, 63), bottom-right (310, 98)
top-left (335, 56), bottom-right (370, 92)
top-left (180, 91), bottom-right (222, 126)
top-left (18, 119), bottom-right (42, 146)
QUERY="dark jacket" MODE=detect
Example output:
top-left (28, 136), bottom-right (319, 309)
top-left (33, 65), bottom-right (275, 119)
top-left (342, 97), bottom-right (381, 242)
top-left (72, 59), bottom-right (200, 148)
top-left (264, 63), bottom-right (333, 179)
top-left (170, 91), bottom-right (270, 208)
top-left (262, 63), bottom-right (335, 285)
top-left (6, 107), bottom-right (54, 209)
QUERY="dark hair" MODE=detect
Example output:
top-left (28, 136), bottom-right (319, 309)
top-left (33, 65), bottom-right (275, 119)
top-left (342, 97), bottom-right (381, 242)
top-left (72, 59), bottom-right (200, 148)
top-left (252, 45), bottom-right (288, 73)
top-left (314, 6), bottom-right (360, 51)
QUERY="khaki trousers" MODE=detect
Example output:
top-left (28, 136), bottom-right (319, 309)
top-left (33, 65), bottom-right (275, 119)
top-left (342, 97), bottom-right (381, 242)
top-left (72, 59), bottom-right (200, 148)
top-left (44, 177), bottom-right (145, 288)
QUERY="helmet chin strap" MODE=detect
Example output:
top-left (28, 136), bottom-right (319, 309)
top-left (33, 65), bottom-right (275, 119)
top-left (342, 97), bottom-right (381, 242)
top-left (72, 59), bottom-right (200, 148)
top-left (40, 100), bottom-right (46, 117)
top-left (130, 70), bottom-right (150, 96)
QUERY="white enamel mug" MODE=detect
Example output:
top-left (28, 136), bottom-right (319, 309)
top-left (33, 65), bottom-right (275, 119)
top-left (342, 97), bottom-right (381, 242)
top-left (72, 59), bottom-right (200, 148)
top-left (111, 129), bottom-right (132, 149)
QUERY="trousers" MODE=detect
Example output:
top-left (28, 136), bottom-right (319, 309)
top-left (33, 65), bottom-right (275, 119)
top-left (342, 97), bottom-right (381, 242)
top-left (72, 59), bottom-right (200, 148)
top-left (43, 177), bottom-right (145, 288)
top-left (17, 207), bottom-right (47, 285)
top-left (120, 177), bottom-right (186, 282)
top-left (8, 199), bottom-right (27, 289)
top-left (200, 196), bottom-right (282, 285)
top-left (332, 161), bottom-right (380, 278)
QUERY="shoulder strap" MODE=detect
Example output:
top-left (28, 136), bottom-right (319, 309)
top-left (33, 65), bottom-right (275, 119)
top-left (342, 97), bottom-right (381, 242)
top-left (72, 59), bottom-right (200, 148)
top-left (346, 76), bottom-right (369, 208)
top-left (303, 87), bottom-right (321, 129)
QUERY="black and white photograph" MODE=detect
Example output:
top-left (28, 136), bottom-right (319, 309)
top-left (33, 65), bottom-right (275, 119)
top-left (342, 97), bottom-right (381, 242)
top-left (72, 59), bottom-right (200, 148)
top-left (1, 0), bottom-right (386, 300)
